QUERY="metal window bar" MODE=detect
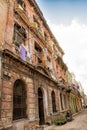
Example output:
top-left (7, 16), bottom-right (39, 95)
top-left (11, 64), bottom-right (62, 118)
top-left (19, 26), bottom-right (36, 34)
top-left (13, 81), bottom-right (27, 120)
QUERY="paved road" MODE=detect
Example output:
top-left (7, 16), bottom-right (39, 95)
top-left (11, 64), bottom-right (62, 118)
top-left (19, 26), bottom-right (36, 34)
top-left (44, 109), bottom-right (87, 130)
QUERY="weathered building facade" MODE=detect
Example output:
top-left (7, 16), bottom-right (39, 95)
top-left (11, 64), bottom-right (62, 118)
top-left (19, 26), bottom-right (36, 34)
top-left (0, 0), bottom-right (82, 130)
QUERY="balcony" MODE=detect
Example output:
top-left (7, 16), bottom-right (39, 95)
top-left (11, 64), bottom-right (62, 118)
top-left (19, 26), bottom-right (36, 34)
top-left (31, 23), bottom-right (53, 53)
top-left (31, 22), bottom-right (45, 41)
top-left (14, 3), bottom-right (31, 26)
top-left (58, 77), bottom-right (67, 90)
top-left (66, 86), bottom-right (72, 93)
top-left (14, 3), bottom-right (44, 40)
top-left (14, 4), bottom-right (53, 54)
top-left (3, 42), bottom-right (32, 64)
top-left (3, 42), bottom-right (19, 56)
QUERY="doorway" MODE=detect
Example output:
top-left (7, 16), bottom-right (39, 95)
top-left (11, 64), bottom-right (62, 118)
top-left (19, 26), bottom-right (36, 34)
top-left (38, 88), bottom-right (45, 125)
top-left (51, 91), bottom-right (56, 112)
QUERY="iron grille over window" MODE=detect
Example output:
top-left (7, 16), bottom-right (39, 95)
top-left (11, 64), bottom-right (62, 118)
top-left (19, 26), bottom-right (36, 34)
top-left (51, 91), bottom-right (56, 113)
top-left (13, 79), bottom-right (27, 120)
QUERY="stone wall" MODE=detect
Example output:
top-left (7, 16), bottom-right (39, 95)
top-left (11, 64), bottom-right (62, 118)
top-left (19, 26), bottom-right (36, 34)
top-left (0, 51), bottom-right (60, 129)
top-left (0, 51), bottom-right (37, 130)
top-left (0, 0), bottom-right (8, 49)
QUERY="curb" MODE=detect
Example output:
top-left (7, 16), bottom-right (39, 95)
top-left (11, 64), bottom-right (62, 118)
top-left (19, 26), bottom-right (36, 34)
top-left (72, 109), bottom-right (85, 117)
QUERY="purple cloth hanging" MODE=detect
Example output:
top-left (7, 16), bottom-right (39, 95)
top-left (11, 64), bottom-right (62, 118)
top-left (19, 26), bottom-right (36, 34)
top-left (19, 44), bottom-right (27, 61)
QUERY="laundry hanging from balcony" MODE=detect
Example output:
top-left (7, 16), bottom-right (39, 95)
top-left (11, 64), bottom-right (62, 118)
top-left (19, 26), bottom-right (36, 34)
top-left (19, 44), bottom-right (27, 61)
top-left (19, 44), bottom-right (31, 61)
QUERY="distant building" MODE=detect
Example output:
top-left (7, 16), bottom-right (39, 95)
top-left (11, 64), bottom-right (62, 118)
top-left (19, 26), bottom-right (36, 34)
top-left (84, 95), bottom-right (87, 105)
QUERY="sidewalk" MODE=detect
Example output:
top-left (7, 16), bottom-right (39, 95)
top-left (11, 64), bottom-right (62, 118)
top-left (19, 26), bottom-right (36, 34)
top-left (44, 125), bottom-right (55, 130)
top-left (44, 109), bottom-right (85, 130)
top-left (72, 109), bottom-right (84, 117)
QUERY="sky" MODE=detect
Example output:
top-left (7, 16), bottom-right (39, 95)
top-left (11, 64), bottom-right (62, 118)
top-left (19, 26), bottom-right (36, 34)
top-left (35, 0), bottom-right (87, 94)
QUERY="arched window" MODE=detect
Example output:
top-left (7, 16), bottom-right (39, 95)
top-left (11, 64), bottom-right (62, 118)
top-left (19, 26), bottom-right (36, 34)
top-left (51, 91), bottom-right (56, 113)
top-left (13, 79), bottom-right (27, 120)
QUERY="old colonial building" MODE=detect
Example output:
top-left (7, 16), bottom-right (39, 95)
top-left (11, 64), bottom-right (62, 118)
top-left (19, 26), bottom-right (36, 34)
top-left (0, 0), bottom-right (82, 130)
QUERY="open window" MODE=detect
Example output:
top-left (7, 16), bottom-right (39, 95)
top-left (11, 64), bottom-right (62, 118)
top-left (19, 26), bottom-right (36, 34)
top-left (13, 22), bottom-right (26, 48)
top-left (34, 42), bottom-right (42, 64)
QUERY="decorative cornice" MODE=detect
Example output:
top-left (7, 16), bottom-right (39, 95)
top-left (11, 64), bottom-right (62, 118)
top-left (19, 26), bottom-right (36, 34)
top-left (2, 49), bottom-right (58, 84)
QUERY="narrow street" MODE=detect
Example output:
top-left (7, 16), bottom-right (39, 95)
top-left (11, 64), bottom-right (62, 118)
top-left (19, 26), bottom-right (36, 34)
top-left (45, 110), bottom-right (87, 130)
